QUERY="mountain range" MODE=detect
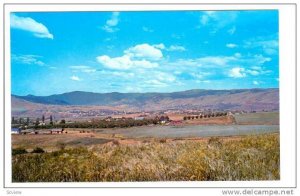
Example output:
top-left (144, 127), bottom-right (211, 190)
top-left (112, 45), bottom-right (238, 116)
top-left (12, 88), bottom-right (279, 118)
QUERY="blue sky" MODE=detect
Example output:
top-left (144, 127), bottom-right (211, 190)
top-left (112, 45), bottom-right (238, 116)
top-left (10, 11), bottom-right (279, 96)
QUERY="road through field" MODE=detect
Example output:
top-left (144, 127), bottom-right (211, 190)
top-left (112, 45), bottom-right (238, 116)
top-left (99, 125), bottom-right (279, 138)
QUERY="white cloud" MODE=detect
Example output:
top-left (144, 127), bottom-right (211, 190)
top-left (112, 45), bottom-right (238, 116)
top-left (154, 71), bottom-right (176, 82)
top-left (253, 81), bottom-right (260, 85)
top-left (10, 14), bottom-right (53, 39)
top-left (226, 43), bottom-right (238, 48)
top-left (245, 65), bottom-right (272, 76)
top-left (227, 26), bottom-right (236, 35)
top-left (200, 11), bottom-right (238, 33)
top-left (167, 45), bottom-right (186, 51)
top-left (97, 43), bottom-right (165, 70)
top-left (142, 26), bottom-right (154, 32)
top-left (246, 70), bottom-right (260, 76)
top-left (171, 34), bottom-right (184, 39)
top-left (152, 44), bottom-right (186, 52)
top-left (153, 43), bottom-right (166, 50)
top-left (96, 55), bottom-right (158, 70)
top-left (244, 37), bottom-right (278, 55)
top-left (144, 79), bottom-right (168, 87)
top-left (168, 55), bottom-right (238, 68)
top-left (125, 43), bottom-right (163, 60)
top-left (234, 53), bottom-right (242, 58)
top-left (97, 55), bottom-right (132, 70)
top-left (12, 54), bottom-right (45, 66)
top-left (228, 67), bottom-right (246, 78)
top-left (196, 56), bottom-right (237, 66)
top-left (200, 14), bottom-right (210, 25)
top-left (69, 65), bottom-right (96, 73)
top-left (102, 12), bottom-right (120, 33)
top-left (70, 75), bottom-right (80, 81)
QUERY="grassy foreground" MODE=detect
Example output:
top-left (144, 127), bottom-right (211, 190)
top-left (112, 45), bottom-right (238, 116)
top-left (12, 134), bottom-right (279, 182)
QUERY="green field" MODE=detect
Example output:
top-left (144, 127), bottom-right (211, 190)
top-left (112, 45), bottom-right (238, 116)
top-left (12, 133), bottom-right (279, 182)
top-left (234, 112), bottom-right (279, 125)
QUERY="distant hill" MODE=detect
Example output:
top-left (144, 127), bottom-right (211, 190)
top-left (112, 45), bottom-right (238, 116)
top-left (12, 88), bottom-right (279, 117)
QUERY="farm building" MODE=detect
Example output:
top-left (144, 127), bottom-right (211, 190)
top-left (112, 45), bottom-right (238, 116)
top-left (50, 128), bottom-right (64, 134)
top-left (159, 116), bottom-right (170, 124)
top-left (11, 128), bottom-right (21, 134)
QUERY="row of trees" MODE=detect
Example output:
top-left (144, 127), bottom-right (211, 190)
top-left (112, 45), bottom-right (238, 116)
top-left (12, 117), bottom-right (30, 125)
top-left (183, 112), bottom-right (228, 120)
top-left (12, 115), bottom-right (54, 129)
top-left (24, 116), bottom-right (170, 130)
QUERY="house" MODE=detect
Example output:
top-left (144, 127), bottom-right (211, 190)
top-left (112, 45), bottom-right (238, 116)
top-left (134, 116), bottom-right (145, 120)
top-left (50, 128), bottom-right (63, 134)
top-left (11, 128), bottom-right (21, 134)
top-left (159, 116), bottom-right (170, 124)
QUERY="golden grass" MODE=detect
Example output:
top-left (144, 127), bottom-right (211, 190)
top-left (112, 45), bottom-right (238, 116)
top-left (12, 133), bottom-right (279, 182)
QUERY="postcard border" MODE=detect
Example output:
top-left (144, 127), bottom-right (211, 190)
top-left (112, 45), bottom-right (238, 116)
top-left (2, 2), bottom-right (297, 189)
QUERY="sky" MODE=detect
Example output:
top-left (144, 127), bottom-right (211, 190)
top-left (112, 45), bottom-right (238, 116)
top-left (10, 11), bottom-right (279, 96)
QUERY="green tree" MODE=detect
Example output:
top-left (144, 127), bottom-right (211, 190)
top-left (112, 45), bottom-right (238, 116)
top-left (50, 115), bottom-right (53, 125)
top-left (35, 118), bottom-right (40, 128)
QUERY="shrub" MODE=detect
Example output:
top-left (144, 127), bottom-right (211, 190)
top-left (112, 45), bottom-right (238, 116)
top-left (32, 147), bottom-right (45, 153)
top-left (112, 140), bottom-right (120, 146)
top-left (159, 138), bottom-right (167, 143)
top-left (12, 148), bottom-right (28, 156)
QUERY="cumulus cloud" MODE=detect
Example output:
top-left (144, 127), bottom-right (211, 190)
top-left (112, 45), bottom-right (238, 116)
top-left (226, 43), bottom-right (238, 48)
top-left (228, 67), bottom-right (246, 78)
top-left (253, 80), bottom-right (260, 85)
top-left (125, 43), bottom-right (163, 60)
top-left (102, 12), bottom-right (120, 33)
top-left (96, 43), bottom-right (167, 70)
top-left (96, 55), bottom-right (158, 70)
top-left (12, 54), bottom-right (45, 66)
top-left (70, 75), bottom-right (80, 81)
top-left (10, 14), bottom-right (53, 39)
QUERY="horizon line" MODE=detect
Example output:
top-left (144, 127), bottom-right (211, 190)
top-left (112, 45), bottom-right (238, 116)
top-left (11, 87), bottom-right (279, 97)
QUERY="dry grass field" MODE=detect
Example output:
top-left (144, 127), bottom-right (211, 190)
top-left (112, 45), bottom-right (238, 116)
top-left (12, 133), bottom-right (279, 182)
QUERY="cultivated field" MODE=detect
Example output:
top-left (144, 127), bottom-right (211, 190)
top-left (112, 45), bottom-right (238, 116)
top-left (12, 133), bottom-right (279, 182)
top-left (234, 112), bottom-right (279, 125)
